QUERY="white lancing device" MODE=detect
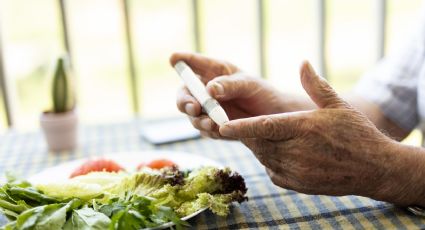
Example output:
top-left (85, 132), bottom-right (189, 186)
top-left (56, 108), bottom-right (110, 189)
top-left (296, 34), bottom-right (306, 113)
top-left (174, 61), bottom-right (229, 126)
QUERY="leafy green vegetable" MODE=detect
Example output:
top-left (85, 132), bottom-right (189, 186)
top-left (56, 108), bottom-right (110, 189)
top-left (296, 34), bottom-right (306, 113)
top-left (177, 193), bottom-right (236, 216)
top-left (0, 220), bottom-right (16, 230)
top-left (154, 206), bottom-right (189, 229)
top-left (36, 199), bottom-right (81, 229)
top-left (15, 205), bottom-right (44, 229)
top-left (8, 187), bottom-right (58, 205)
top-left (107, 172), bottom-right (167, 199)
top-left (0, 180), bottom-right (59, 219)
top-left (0, 199), bottom-right (27, 214)
top-left (4, 173), bottom-right (31, 189)
top-left (36, 181), bottom-right (103, 201)
top-left (63, 207), bottom-right (110, 230)
top-left (14, 199), bottom-right (81, 230)
top-left (98, 194), bottom-right (189, 230)
top-left (147, 167), bottom-right (248, 216)
top-left (178, 167), bottom-right (247, 201)
top-left (0, 166), bottom-right (248, 229)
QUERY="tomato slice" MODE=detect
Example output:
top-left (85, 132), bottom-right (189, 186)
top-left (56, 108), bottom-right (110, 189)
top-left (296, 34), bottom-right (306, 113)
top-left (147, 159), bottom-right (177, 169)
top-left (70, 159), bottom-right (124, 178)
top-left (137, 159), bottom-right (177, 170)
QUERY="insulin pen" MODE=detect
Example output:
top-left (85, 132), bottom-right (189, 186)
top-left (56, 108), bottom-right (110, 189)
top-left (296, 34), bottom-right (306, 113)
top-left (174, 61), bottom-right (229, 126)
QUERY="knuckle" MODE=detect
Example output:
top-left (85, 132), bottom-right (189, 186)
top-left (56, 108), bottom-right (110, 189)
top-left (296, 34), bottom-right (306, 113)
top-left (189, 116), bottom-right (202, 130)
top-left (201, 118), bottom-right (215, 131)
top-left (220, 62), bottom-right (234, 75)
top-left (261, 116), bottom-right (275, 129)
top-left (260, 117), bottom-right (279, 139)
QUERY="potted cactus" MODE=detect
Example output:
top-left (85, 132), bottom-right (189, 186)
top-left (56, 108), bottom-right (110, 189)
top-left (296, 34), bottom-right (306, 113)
top-left (40, 56), bottom-right (77, 151)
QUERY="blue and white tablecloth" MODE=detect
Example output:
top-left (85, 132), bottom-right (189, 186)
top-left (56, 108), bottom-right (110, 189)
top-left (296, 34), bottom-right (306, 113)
top-left (0, 120), bottom-right (423, 229)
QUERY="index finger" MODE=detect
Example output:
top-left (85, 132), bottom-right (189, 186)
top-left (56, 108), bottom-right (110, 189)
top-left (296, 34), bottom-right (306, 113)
top-left (219, 112), bottom-right (310, 140)
top-left (170, 52), bottom-right (238, 83)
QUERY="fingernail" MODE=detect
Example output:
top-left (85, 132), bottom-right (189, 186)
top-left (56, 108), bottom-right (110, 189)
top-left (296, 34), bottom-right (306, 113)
top-left (305, 62), bottom-right (326, 80)
top-left (185, 103), bottom-right (196, 116)
top-left (220, 124), bottom-right (234, 137)
top-left (305, 62), bottom-right (316, 76)
top-left (212, 82), bottom-right (224, 96)
top-left (200, 118), bottom-right (212, 130)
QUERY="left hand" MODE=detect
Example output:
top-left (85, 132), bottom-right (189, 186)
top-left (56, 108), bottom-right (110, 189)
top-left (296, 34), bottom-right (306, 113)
top-left (218, 61), bottom-right (407, 202)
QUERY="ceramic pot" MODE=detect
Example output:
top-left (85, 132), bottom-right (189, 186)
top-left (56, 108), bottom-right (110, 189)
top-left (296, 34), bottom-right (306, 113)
top-left (40, 110), bottom-right (78, 151)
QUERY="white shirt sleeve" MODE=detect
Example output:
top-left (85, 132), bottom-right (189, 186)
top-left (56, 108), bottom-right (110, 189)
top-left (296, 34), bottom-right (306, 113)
top-left (354, 8), bottom-right (425, 132)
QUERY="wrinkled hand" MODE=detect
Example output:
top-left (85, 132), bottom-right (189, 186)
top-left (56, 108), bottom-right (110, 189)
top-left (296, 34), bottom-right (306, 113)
top-left (219, 61), bottom-right (400, 200)
top-left (171, 52), bottom-right (286, 139)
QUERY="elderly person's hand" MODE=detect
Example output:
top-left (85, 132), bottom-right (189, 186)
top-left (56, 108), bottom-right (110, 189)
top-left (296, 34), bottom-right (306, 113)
top-left (171, 52), bottom-right (291, 139)
top-left (219, 61), bottom-right (425, 206)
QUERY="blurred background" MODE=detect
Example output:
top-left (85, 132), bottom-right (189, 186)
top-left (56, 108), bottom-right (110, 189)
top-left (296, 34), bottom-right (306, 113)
top-left (0, 0), bottom-right (422, 143)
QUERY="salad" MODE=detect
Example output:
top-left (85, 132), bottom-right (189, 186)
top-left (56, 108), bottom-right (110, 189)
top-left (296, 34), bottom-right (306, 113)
top-left (0, 159), bottom-right (247, 230)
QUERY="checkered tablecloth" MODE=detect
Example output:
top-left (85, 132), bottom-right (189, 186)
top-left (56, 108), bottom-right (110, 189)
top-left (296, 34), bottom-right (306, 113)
top-left (1, 120), bottom-right (424, 229)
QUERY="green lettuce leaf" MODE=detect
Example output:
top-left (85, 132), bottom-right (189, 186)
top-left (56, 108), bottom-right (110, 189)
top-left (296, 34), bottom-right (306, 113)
top-left (63, 207), bottom-right (110, 230)
top-left (36, 172), bottom-right (126, 201)
top-left (105, 195), bottom-right (189, 230)
top-left (36, 182), bottom-right (103, 201)
top-left (148, 167), bottom-right (248, 216)
top-left (177, 192), bottom-right (240, 216)
top-left (15, 199), bottom-right (81, 230)
top-left (0, 181), bottom-right (59, 219)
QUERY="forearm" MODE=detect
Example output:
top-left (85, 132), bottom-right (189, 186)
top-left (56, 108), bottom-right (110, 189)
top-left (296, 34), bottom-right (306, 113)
top-left (373, 141), bottom-right (425, 207)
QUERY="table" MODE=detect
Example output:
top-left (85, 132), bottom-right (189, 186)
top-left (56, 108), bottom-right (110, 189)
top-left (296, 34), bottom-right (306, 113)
top-left (0, 120), bottom-right (424, 229)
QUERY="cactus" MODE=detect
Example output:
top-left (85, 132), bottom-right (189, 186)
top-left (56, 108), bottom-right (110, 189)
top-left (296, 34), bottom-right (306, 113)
top-left (52, 57), bottom-right (75, 113)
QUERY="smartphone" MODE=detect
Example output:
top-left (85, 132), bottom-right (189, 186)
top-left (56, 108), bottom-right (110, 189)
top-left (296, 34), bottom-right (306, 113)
top-left (140, 117), bottom-right (201, 145)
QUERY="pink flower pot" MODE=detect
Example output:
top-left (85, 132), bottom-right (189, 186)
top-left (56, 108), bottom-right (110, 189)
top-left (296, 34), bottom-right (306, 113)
top-left (40, 110), bottom-right (78, 151)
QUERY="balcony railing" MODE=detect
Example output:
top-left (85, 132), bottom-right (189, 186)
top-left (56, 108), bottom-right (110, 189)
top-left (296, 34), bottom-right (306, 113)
top-left (0, 0), bottom-right (411, 128)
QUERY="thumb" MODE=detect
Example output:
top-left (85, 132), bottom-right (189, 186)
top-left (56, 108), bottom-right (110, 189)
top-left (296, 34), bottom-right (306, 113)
top-left (205, 73), bottom-right (262, 101)
top-left (300, 61), bottom-right (350, 109)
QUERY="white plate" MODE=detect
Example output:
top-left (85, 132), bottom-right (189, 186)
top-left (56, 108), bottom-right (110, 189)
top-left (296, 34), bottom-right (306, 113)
top-left (29, 150), bottom-right (222, 183)
top-left (27, 150), bottom-right (223, 229)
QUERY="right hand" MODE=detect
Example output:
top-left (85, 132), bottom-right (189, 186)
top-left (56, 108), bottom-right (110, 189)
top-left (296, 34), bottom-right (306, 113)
top-left (170, 52), bottom-right (287, 139)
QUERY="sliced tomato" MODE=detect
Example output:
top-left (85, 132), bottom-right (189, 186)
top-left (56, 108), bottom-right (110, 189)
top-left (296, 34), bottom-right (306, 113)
top-left (137, 159), bottom-right (177, 170)
top-left (70, 159), bottom-right (124, 178)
